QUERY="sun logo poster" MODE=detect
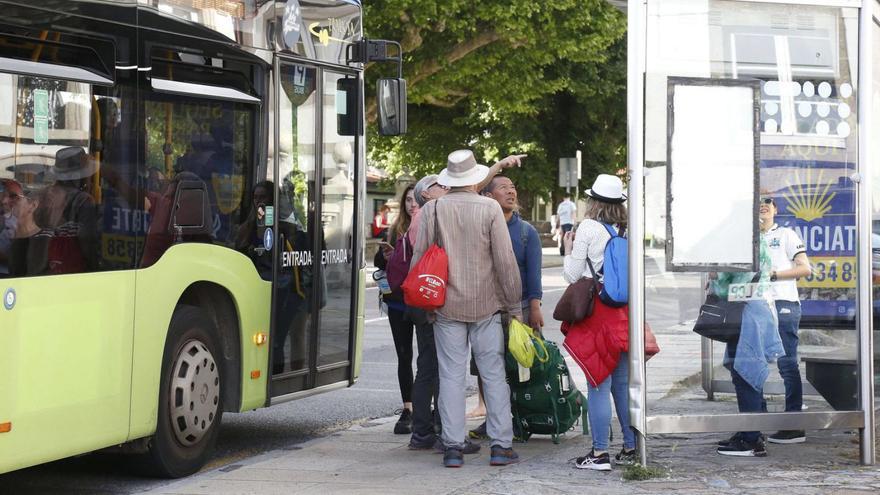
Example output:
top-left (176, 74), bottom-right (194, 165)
top-left (767, 163), bottom-right (856, 323)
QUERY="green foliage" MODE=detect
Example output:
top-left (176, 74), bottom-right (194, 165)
top-left (363, 0), bottom-right (627, 210)
top-left (621, 463), bottom-right (668, 481)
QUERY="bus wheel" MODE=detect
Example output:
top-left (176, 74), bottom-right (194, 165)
top-left (147, 305), bottom-right (223, 478)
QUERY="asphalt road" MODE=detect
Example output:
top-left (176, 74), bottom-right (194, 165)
top-left (0, 259), bottom-right (699, 494)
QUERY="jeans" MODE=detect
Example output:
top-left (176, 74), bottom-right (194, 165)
top-left (559, 223), bottom-right (573, 256)
top-left (388, 308), bottom-right (414, 403)
top-left (410, 321), bottom-right (439, 438)
top-left (586, 352), bottom-right (636, 452)
top-left (434, 313), bottom-right (513, 449)
top-left (775, 300), bottom-right (803, 412)
top-left (726, 343), bottom-right (765, 444)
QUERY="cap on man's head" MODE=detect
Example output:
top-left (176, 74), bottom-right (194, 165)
top-left (413, 174), bottom-right (439, 207)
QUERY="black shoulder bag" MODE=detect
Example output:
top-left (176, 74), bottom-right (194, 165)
top-left (692, 272), bottom-right (762, 343)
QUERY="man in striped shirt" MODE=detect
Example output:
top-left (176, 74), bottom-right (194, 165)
top-left (411, 150), bottom-right (524, 468)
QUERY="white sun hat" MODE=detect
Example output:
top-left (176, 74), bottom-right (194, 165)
top-left (437, 149), bottom-right (490, 187)
top-left (585, 174), bottom-right (627, 203)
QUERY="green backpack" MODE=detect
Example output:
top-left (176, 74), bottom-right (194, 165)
top-left (506, 339), bottom-right (588, 444)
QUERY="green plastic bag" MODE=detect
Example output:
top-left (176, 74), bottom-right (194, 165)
top-left (508, 319), bottom-right (548, 369)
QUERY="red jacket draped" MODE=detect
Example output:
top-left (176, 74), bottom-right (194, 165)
top-left (562, 299), bottom-right (629, 387)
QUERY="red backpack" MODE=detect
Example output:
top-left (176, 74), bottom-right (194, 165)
top-left (402, 201), bottom-right (448, 311)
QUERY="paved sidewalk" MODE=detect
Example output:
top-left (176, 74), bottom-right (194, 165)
top-left (147, 321), bottom-right (880, 495)
top-left (148, 249), bottom-right (880, 494)
top-left (146, 402), bottom-right (880, 495)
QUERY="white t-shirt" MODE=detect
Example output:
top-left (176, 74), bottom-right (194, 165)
top-left (764, 223), bottom-right (806, 302)
top-left (557, 199), bottom-right (576, 226)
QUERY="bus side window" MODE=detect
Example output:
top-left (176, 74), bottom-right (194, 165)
top-left (141, 92), bottom-right (257, 267)
top-left (1, 73), bottom-right (138, 278)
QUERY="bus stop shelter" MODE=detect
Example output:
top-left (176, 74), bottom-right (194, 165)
top-left (624, 0), bottom-right (878, 465)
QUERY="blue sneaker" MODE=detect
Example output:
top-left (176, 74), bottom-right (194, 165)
top-left (489, 445), bottom-right (519, 466)
top-left (443, 448), bottom-right (464, 468)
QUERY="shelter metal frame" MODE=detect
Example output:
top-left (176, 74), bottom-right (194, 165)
top-left (626, 0), bottom-right (876, 466)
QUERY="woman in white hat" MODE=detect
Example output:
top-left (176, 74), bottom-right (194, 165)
top-left (560, 174), bottom-right (635, 471)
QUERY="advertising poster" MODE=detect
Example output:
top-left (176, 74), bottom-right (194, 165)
top-left (762, 157), bottom-right (857, 327)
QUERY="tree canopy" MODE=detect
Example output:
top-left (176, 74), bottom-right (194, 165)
top-left (363, 0), bottom-right (627, 212)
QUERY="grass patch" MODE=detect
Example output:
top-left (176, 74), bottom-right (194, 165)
top-left (621, 464), bottom-right (667, 481)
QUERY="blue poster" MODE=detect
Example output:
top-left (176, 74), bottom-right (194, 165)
top-left (762, 160), bottom-right (856, 325)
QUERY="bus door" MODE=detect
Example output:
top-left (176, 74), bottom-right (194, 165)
top-left (269, 60), bottom-right (359, 398)
top-left (314, 69), bottom-right (359, 388)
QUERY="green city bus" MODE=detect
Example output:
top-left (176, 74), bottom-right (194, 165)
top-left (0, 0), bottom-right (403, 477)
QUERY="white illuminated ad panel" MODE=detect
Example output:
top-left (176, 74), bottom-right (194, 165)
top-left (666, 78), bottom-right (760, 272)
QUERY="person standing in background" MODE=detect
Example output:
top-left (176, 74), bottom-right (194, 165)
top-left (372, 203), bottom-right (391, 240)
top-left (759, 194), bottom-right (811, 445)
top-left (556, 194), bottom-right (576, 256)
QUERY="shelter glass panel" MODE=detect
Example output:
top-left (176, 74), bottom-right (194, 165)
top-left (643, 0), bottom-right (861, 433)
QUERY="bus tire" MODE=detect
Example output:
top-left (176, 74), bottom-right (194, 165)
top-left (147, 305), bottom-right (223, 478)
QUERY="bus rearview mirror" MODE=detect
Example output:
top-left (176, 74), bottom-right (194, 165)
top-left (377, 78), bottom-right (407, 136)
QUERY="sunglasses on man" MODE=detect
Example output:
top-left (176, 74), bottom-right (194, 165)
top-left (429, 182), bottom-right (449, 191)
top-left (760, 197), bottom-right (774, 205)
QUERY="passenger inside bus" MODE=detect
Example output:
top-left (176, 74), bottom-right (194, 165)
top-left (8, 182), bottom-right (51, 277)
top-left (174, 133), bottom-right (215, 180)
top-left (140, 170), bottom-right (213, 268)
top-left (37, 146), bottom-right (99, 274)
top-left (95, 98), bottom-right (124, 167)
top-left (0, 179), bottom-right (17, 276)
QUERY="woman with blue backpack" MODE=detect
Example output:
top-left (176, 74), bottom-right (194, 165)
top-left (560, 174), bottom-right (636, 471)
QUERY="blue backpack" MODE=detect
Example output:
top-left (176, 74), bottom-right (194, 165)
top-left (587, 222), bottom-right (628, 307)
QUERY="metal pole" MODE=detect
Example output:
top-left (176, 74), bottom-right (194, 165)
top-left (627, 0), bottom-right (648, 466)
top-left (698, 273), bottom-right (715, 400)
top-left (701, 336), bottom-right (715, 401)
top-left (857, 0), bottom-right (875, 466)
